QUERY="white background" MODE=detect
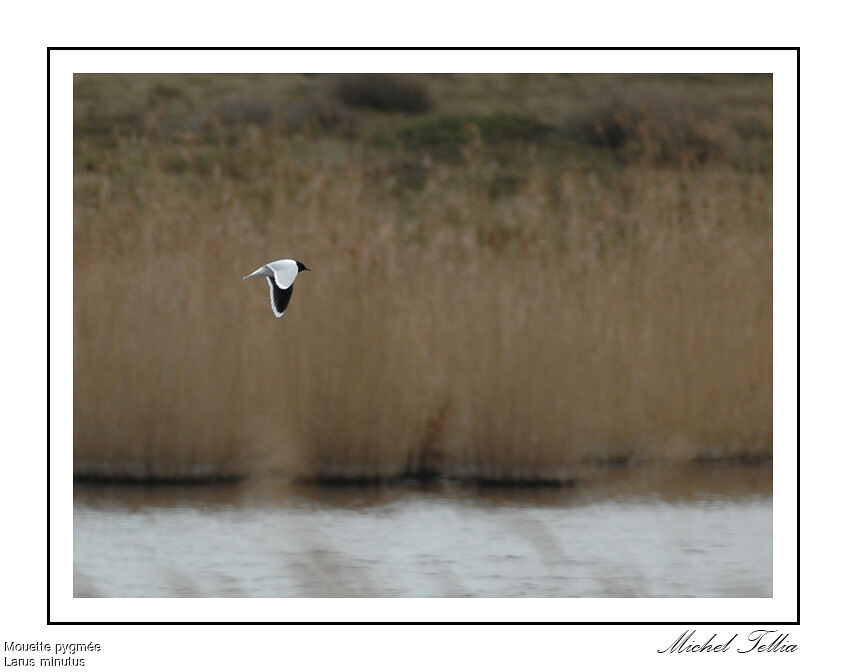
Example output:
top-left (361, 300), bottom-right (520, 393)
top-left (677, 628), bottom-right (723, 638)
top-left (1, 2), bottom-right (829, 668)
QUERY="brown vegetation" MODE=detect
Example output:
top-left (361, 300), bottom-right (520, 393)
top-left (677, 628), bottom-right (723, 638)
top-left (73, 74), bottom-right (772, 483)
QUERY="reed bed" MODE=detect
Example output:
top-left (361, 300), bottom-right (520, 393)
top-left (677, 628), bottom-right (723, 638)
top-left (73, 75), bottom-right (772, 483)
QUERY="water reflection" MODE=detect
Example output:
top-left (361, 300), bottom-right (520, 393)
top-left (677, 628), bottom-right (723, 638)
top-left (74, 464), bottom-right (772, 598)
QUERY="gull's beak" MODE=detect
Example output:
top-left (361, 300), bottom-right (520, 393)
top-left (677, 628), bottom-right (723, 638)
top-left (301, 266), bottom-right (310, 272)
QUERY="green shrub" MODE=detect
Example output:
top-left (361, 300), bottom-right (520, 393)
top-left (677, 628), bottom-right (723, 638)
top-left (475, 112), bottom-right (552, 143)
top-left (397, 115), bottom-right (475, 154)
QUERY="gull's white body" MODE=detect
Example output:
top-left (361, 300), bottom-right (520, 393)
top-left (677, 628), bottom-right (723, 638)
top-left (243, 258), bottom-right (299, 289)
top-left (243, 258), bottom-right (308, 318)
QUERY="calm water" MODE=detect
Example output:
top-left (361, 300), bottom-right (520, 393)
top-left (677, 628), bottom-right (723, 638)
top-left (74, 464), bottom-right (772, 598)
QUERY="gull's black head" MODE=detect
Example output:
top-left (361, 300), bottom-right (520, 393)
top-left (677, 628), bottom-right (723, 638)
top-left (296, 261), bottom-right (310, 272)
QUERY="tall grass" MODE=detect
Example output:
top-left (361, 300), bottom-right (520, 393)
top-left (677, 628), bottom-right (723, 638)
top-left (73, 75), bottom-right (772, 483)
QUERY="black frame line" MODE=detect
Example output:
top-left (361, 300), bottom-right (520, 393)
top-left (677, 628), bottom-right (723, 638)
top-left (50, 46), bottom-right (797, 50)
top-left (53, 46), bottom-right (801, 626)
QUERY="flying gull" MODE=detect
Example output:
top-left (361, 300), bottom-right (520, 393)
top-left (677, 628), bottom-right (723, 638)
top-left (243, 258), bottom-right (310, 318)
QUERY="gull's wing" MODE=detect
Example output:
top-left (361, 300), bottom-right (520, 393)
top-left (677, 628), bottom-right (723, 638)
top-left (267, 259), bottom-right (298, 290)
top-left (267, 278), bottom-right (295, 318)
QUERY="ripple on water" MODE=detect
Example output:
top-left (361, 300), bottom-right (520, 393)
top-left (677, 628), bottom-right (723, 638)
top-left (73, 464), bottom-right (772, 598)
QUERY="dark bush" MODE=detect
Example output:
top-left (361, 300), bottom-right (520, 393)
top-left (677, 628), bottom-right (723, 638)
top-left (336, 74), bottom-right (432, 113)
top-left (563, 99), bottom-right (642, 150)
top-left (563, 92), bottom-right (731, 166)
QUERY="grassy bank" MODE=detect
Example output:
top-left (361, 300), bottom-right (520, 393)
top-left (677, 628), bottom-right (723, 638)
top-left (73, 74), bottom-right (772, 483)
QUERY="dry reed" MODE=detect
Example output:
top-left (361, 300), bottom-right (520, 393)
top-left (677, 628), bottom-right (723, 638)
top-left (73, 76), bottom-right (772, 483)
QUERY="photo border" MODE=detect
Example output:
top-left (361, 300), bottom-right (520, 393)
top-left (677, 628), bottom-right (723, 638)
top-left (52, 47), bottom-right (798, 625)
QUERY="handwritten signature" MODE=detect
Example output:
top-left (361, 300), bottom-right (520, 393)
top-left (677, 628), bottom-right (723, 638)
top-left (658, 630), bottom-right (797, 654)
